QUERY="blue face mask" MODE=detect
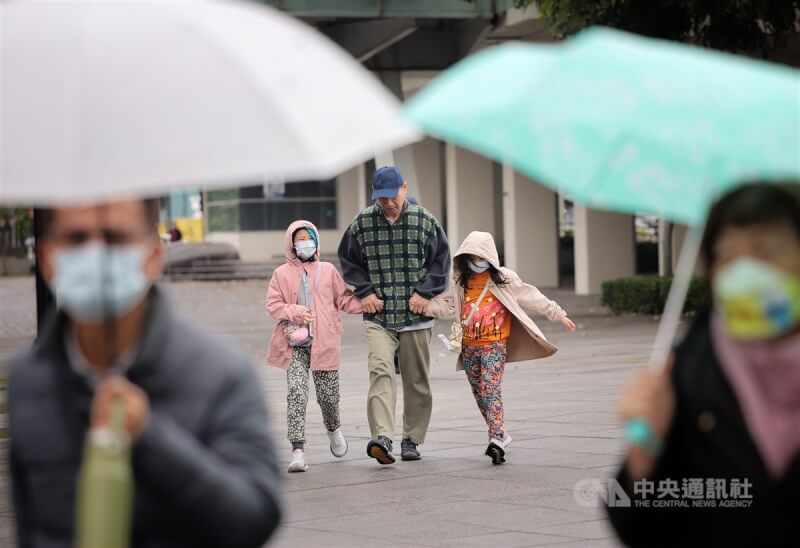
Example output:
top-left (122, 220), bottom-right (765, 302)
top-left (294, 240), bottom-right (317, 261)
top-left (52, 243), bottom-right (151, 324)
top-left (468, 259), bottom-right (490, 274)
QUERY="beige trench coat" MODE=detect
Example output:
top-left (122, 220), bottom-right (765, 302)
top-left (427, 231), bottom-right (566, 370)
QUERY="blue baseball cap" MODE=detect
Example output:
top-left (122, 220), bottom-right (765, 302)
top-left (371, 166), bottom-right (404, 200)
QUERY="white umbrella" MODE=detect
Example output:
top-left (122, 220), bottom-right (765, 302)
top-left (0, 0), bottom-right (419, 204)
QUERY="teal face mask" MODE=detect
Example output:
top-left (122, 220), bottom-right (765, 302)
top-left (713, 258), bottom-right (800, 340)
top-left (52, 243), bottom-right (151, 324)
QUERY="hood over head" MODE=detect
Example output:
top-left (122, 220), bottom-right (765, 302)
top-left (453, 231), bottom-right (501, 275)
top-left (284, 220), bottom-right (320, 265)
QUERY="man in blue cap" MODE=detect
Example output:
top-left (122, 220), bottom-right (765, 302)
top-left (338, 166), bottom-right (451, 464)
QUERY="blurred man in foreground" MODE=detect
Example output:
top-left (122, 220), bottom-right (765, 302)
top-left (8, 198), bottom-right (282, 548)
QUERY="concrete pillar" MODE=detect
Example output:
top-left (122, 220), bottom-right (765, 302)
top-left (672, 224), bottom-right (688, 264)
top-left (375, 71), bottom-right (419, 198)
top-left (374, 151), bottom-right (395, 170)
top-left (356, 163), bottom-right (368, 212)
top-left (410, 137), bottom-right (444, 220)
top-left (574, 206), bottom-right (635, 295)
top-left (658, 219), bottom-right (670, 277)
top-left (337, 164), bottom-right (364, 231)
top-left (445, 143), bottom-right (495, 250)
top-left (502, 165), bottom-right (559, 288)
top-left (658, 220), bottom-right (690, 276)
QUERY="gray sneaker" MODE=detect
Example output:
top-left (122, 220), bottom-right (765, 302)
top-left (401, 439), bottom-right (421, 461)
top-left (367, 436), bottom-right (395, 465)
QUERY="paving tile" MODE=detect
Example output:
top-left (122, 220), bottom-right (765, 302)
top-left (0, 278), bottom-right (656, 548)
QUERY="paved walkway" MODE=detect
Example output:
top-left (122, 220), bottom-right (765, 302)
top-left (0, 276), bottom-right (664, 547)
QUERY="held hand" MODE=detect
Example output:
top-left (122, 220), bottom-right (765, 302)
top-left (91, 377), bottom-right (151, 440)
top-left (560, 316), bottom-right (576, 333)
top-left (618, 357), bottom-right (675, 479)
top-left (361, 294), bottom-right (384, 314)
top-left (409, 292), bottom-right (430, 315)
top-left (303, 310), bottom-right (315, 324)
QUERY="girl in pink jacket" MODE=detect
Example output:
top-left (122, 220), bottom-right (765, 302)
top-left (266, 220), bottom-right (369, 473)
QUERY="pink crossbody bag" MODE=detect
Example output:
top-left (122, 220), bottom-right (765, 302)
top-left (284, 262), bottom-right (322, 347)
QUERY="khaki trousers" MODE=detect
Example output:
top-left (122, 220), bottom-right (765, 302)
top-left (364, 322), bottom-right (432, 444)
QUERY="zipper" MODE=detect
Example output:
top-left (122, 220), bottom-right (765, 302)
top-left (389, 217), bottom-right (397, 327)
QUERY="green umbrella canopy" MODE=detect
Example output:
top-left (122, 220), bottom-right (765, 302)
top-left (404, 27), bottom-right (800, 225)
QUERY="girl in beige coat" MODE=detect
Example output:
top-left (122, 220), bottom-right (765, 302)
top-left (428, 231), bottom-right (575, 464)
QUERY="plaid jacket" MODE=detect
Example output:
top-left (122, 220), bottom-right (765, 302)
top-left (338, 202), bottom-right (451, 330)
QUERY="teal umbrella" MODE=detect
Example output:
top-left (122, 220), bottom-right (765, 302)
top-left (404, 27), bottom-right (800, 227)
top-left (405, 28), bottom-right (800, 368)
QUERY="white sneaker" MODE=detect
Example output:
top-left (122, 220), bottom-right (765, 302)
top-left (490, 432), bottom-right (513, 449)
top-left (328, 428), bottom-right (348, 458)
top-left (288, 449), bottom-right (308, 473)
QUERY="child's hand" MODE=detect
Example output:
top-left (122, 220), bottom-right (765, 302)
top-left (361, 293), bottom-right (383, 314)
top-left (361, 294), bottom-right (384, 314)
top-left (303, 310), bottom-right (315, 324)
top-left (560, 316), bottom-right (576, 333)
top-left (409, 292), bottom-right (430, 315)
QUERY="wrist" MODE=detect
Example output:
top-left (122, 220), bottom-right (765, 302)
top-left (624, 417), bottom-right (664, 458)
top-left (626, 446), bottom-right (657, 480)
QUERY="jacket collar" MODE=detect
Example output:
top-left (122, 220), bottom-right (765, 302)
top-left (375, 200), bottom-right (410, 224)
top-left (35, 285), bottom-right (173, 384)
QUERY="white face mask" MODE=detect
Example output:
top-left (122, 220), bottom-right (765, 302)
top-left (52, 243), bottom-right (151, 324)
top-left (468, 259), bottom-right (490, 274)
top-left (294, 240), bottom-right (317, 261)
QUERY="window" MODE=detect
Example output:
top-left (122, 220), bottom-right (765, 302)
top-left (207, 180), bottom-right (337, 232)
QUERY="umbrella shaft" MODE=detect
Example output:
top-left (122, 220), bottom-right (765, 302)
top-left (648, 223), bottom-right (704, 369)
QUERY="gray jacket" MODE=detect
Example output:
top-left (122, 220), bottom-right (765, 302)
top-left (8, 286), bottom-right (282, 548)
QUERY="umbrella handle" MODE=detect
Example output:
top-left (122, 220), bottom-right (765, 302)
top-left (648, 223), bottom-right (705, 369)
top-left (110, 397), bottom-right (126, 439)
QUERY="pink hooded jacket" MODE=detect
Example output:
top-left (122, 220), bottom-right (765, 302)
top-left (265, 220), bottom-right (363, 371)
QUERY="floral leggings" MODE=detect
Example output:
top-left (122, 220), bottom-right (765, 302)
top-left (461, 342), bottom-right (507, 442)
top-left (287, 347), bottom-right (341, 445)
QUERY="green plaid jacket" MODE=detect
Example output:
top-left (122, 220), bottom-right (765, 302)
top-left (339, 203), bottom-right (450, 330)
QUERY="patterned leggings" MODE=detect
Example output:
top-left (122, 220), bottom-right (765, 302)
top-left (287, 347), bottom-right (341, 445)
top-left (461, 342), bottom-right (507, 442)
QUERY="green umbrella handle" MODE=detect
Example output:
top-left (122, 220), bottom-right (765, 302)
top-left (76, 395), bottom-right (133, 548)
top-left (109, 397), bottom-right (126, 440)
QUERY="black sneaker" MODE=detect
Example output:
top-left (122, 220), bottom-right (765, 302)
top-left (401, 439), bottom-right (421, 461)
top-left (486, 440), bottom-right (506, 465)
top-left (367, 436), bottom-right (395, 465)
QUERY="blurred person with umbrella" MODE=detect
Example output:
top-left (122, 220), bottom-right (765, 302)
top-left (609, 182), bottom-right (800, 545)
top-left (1, 0), bottom-right (418, 546)
top-left (8, 198), bottom-right (282, 547)
top-left (404, 26), bottom-right (799, 371)
top-left (405, 25), bottom-right (800, 545)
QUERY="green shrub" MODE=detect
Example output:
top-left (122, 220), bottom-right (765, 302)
top-left (601, 276), bottom-right (710, 315)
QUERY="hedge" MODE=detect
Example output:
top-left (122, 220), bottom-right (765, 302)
top-left (601, 276), bottom-right (710, 315)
